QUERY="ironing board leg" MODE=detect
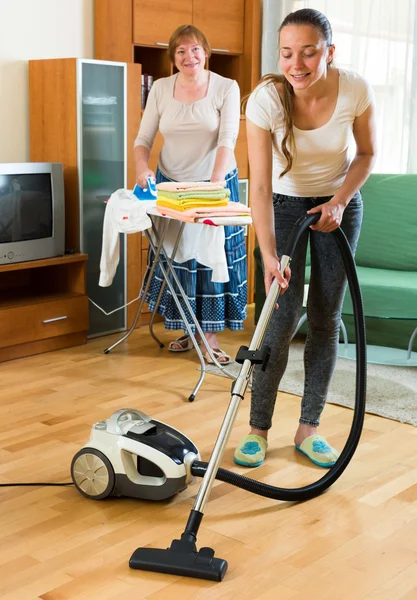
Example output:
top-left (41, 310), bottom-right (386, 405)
top-left (103, 219), bottom-right (170, 354)
top-left (148, 221), bottom-right (185, 349)
top-left (144, 226), bottom-right (208, 400)
top-left (146, 220), bottom-right (238, 388)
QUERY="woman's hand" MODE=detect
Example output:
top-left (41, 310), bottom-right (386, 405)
top-left (262, 254), bottom-right (291, 297)
top-left (136, 169), bottom-right (156, 189)
top-left (307, 196), bottom-right (348, 232)
top-left (210, 172), bottom-right (226, 183)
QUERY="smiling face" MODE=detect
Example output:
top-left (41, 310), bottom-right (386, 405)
top-left (279, 24), bottom-right (334, 91)
top-left (174, 38), bottom-right (207, 76)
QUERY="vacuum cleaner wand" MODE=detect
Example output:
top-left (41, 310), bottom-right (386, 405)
top-left (129, 212), bottom-right (367, 581)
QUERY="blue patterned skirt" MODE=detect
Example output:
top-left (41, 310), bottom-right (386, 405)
top-left (143, 167), bottom-right (247, 332)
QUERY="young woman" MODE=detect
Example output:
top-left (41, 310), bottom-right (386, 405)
top-left (234, 8), bottom-right (376, 468)
top-left (134, 25), bottom-right (247, 365)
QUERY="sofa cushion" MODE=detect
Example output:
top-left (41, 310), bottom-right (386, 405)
top-left (356, 174), bottom-right (417, 271)
top-left (305, 265), bottom-right (417, 319)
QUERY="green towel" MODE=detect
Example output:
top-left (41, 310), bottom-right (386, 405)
top-left (158, 189), bottom-right (230, 200)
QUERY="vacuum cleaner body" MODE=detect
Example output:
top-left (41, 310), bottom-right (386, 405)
top-left (71, 409), bottom-right (200, 501)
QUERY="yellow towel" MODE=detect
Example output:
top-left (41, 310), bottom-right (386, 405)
top-left (156, 195), bottom-right (229, 212)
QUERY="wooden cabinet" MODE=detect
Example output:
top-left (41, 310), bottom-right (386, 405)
top-left (0, 254), bottom-right (88, 363)
top-left (95, 0), bottom-right (261, 98)
top-left (133, 0), bottom-right (193, 46)
top-left (132, 0), bottom-right (243, 54)
top-left (193, 0), bottom-right (245, 55)
top-left (29, 58), bottom-right (146, 333)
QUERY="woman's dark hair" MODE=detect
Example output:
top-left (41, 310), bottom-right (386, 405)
top-left (281, 8), bottom-right (332, 47)
top-left (244, 9), bottom-right (333, 177)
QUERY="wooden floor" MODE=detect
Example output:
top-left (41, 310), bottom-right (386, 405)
top-left (1, 308), bottom-right (417, 600)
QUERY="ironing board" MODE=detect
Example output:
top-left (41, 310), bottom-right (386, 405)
top-left (104, 206), bottom-right (252, 401)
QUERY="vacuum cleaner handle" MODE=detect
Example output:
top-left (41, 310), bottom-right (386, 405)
top-left (249, 212), bottom-right (321, 354)
top-left (107, 408), bottom-right (152, 435)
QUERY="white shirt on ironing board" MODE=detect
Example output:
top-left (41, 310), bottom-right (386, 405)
top-left (147, 206), bottom-right (229, 283)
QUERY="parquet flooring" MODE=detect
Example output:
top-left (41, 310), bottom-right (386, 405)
top-left (1, 308), bottom-right (416, 599)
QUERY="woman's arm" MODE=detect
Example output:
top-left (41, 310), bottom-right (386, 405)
top-left (247, 118), bottom-right (289, 294)
top-left (212, 81), bottom-right (240, 181)
top-left (309, 102), bottom-right (377, 232)
top-left (134, 84), bottom-right (161, 187)
top-left (210, 146), bottom-right (233, 182)
top-left (134, 145), bottom-right (154, 187)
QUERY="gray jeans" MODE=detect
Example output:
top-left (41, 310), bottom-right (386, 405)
top-left (250, 192), bottom-right (363, 429)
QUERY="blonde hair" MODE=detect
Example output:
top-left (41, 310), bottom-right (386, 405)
top-left (168, 25), bottom-right (211, 63)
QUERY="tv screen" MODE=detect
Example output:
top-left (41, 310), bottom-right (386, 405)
top-left (0, 162), bottom-right (65, 265)
top-left (0, 173), bottom-right (53, 243)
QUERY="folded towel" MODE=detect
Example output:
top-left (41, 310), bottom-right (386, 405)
top-left (156, 196), bottom-right (229, 211)
top-left (158, 188), bottom-right (230, 200)
top-left (155, 209), bottom-right (196, 223)
top-left (183, 203), bottom-right (251, 217)
top-left (156, 181), bottom-right (226, 192)
top-left (197, 216), bottom-right (253, 226)
top-left (156, 203), bottom-right (251, 221)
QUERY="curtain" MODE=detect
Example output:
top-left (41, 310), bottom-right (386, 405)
top-left (261, 0), bottom-right (417, 173)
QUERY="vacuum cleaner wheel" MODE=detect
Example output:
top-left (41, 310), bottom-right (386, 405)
top-left (71, 447), bottom-right (115, 500)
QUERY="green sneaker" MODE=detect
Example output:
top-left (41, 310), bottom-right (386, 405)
top-left (234, 434), bottom-right (268, 467)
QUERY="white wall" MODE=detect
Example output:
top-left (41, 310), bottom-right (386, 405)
top-left (0, 0), bottom-right (94, 162)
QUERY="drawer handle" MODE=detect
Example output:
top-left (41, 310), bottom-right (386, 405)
top-left (43, 316), bottom-right (68, 324)
top-left (212, 48), bottom-right (230, 53)
top-left (156, 42), bottom-right (169, 47)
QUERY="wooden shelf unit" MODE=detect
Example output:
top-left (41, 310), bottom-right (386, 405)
top-left (0, 254), bottom-right (89, 363)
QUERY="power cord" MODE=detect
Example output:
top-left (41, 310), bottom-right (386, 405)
top-left (0, 482), bottom-right (74, 487)
top-left (88, 292), bottom-right (142, 316)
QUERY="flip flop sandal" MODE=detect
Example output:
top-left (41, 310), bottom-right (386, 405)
top-left (202, 347), bottom-right (232, 365)
top-left (168, 335), bottom-right (193, 352)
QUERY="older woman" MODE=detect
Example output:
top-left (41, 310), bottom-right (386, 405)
top-left (134, 24), bottom-right (247, 364)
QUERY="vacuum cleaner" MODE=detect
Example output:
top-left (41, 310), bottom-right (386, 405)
top-left (71, 213), bottom-right (367, 581)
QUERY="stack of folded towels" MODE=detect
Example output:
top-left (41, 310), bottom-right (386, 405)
top-left (155, 181), bottom-right (251, 224)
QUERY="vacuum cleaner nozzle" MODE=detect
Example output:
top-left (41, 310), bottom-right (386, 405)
top-left (129, 534), bottom-right (228, 582)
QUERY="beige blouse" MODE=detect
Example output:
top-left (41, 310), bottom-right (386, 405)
top-left (134, 71), bottom-right (240, 181)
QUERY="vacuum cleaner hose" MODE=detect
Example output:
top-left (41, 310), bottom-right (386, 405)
top-left (191, 214), bottom-right (367, 502)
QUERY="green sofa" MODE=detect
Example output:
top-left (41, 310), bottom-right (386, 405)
top-left (254, 174), bottom-right (417, 350)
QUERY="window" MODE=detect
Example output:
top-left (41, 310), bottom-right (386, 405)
top-left (262, 0), bottom-right (417, 173)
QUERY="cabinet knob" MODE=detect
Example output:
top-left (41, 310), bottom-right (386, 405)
top-left (155, 42), bottom-right (169, 47)
top-left (212, 48), bottom-right (230, 53)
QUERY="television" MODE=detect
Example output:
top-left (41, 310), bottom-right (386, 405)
top-left (0, 162), bottom-right (65, 265)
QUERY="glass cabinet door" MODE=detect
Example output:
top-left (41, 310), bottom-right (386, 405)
top-left (80, 60), bottom-right (126, 337)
